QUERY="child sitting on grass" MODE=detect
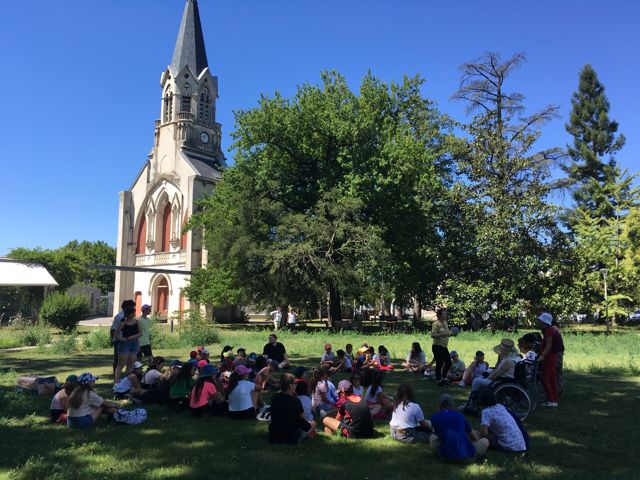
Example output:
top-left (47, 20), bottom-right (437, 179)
top-left (331, 349), bottom-right (352, 373)
top-left (295, 378), bottom-right (314, 422)
top-left (363, 369), bottom-right (394, 417)
top-left (460, 351), bottom-right (489, 386)
top-left (113, 361), bottom-right (144, 399)
top-left (374, 345), bottom-right (393, 371)
top-left (345, 344), bottom-right (354, 363)
top-left (446, 351), bottom-right (466, 383)
top-left (350, 371), bottom-right (364, 396)
top-left (168, 361), bottom-right (196, 409)
top-left (320, 343), bottom-right (336, 368)
top-left (189, 364), bottom-right (227, 416)
top-left (311, 366), bottom-right (337, 417)
top-left (67, 373), bottom-right (118, 429)
top-left (403, 342), bottom-right (427, 373)
top-left (227, 365), bottom-right (259, 420)
top-left (389, 384), bottom-right (433, 444)
top-left (50, 374), bottom-right (78, 424)
top-left (322, 380), bottom-right (374, 439)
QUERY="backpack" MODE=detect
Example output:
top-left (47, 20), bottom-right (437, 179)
top-left (113, 408), bottom-right (148, 425)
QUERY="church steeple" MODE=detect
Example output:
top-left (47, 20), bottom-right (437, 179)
top-left (170, 0), bottom-right (209, 77)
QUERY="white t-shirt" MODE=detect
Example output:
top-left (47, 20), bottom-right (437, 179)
top-left (114, 375), bottom-right (134, 394)
top-left (298, 394), bottom-right (313, 421)
top-left (228, 380), bottom-right (255, 412)
top-left (390, 401), bottom-right (425, 429)
top-left (50, 389), bottom-right (69, 410)
top-left (524, 351), bottom-right (537, 361)
top-left (68, 390), bottom-right (103, 418)
top-left (352, 385), bottom-right (363, 396)
top-left (406, 351), bottom-right (426, 364)
top-left (142, 369), bottom-right (162, 385)
top-left (481, 404), bottom-right (526, 451)
top-left (271, 310), bottom-right (282, 323)
top-left (287, 312), bottom-right (297, 324)
top-left (365, 385), bottom-right (383, 403)
top-left (321, 351), bottom-right (335, 363)
top-left (111, 311), bottom-right (125, 331)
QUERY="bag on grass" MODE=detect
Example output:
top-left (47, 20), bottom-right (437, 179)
top-left (16, 375), bottom-right (59, 395)
top-left (113, 408), bottom-right (148, 425)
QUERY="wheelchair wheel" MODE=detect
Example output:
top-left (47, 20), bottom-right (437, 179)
top-left (494, 383), bottom-right (533, 420)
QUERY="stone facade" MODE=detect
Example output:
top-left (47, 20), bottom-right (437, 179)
top-left (114, 0), bottom-right (223, 318)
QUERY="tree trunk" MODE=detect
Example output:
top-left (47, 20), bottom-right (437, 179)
top-left (413, 297), bottom-right (422, 321)
top-left (328, 283), bottom-right (342, 327)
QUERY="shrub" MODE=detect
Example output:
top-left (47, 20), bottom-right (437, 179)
top-left (179, 309), bottom-right (221, 346)
top-left (39, 293), bottom-right (89, 332)
top-left (18, 323), bottom-right (52, 347)
top-left (82, 327), bottom-right (112, 350)
top-left (49, 332), bottom-right (79, 355)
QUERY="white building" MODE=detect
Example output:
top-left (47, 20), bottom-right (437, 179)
top-left (114, 0), bottom-right (224, 317)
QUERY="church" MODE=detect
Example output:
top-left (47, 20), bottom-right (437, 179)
top-left (114, 0), bottom-right (223, 317)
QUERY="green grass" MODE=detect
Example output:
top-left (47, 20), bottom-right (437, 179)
top-left (1, 329), bottom-right (639, 479)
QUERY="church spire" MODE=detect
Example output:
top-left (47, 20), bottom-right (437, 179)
top-left (170, 0), bottom-right (209, 76)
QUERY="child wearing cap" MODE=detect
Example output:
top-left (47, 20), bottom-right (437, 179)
top-left (113, 361), bottom-right (144, 399)
top-left (320, 343), bottom-right (336, 368)
top-left (190, 364), bottom-right (227, 416)
top-left (446, 351), bottom-right (466, 383)
top-left (67, 373), bottom-right (117, 429)
top-left (227, 364), bottom-right (259, 420)
top-left (322, 380), bottom-right (374, 439)
top-left (50, 374), bottom-right (78, 424)
top-left (389, 384), bottom-right (432, 444)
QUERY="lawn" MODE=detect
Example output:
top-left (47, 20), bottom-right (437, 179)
top-left (1, 328), bottom-right (639, 480)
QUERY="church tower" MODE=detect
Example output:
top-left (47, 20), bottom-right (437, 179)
top-left (114, 0), bottom-right (223, 318)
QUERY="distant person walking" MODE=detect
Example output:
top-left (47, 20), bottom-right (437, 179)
top-left (431, 308), bottom-right (456, 386)
top-left (286, 306), bottom-right (298, 332)
top-left (137, 304), bottom-right (153, 364)
top-left (270, 307), bottom-right (283, 331)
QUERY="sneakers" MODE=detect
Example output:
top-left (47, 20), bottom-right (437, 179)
top-left (457, 381), bottom-right (466, 388)
top-left (541, 401), bottom-right (558, 408)
top-left (424, 371), bottom-right (435, 378)
top-left (256, 406), bottom-right (272, 422)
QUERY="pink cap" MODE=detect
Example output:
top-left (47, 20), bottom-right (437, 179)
top-left (197, 360), bottom-right (208, 368)
top-left (234, 364), bottom-right (253, 376)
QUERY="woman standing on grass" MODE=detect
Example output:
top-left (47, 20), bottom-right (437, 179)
top-left (67, 373), bottom-right (117, 429)
top-left (431, 308), bottom-right (456, 386)
top-left (538, 312), bottom-right (563, 407)
top-left (113, 306), bottom-right (142, 385)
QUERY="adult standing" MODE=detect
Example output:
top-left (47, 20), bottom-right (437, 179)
top-left (113, 306), bottom-right (142, 384)
top-left (286, 305), bottom-right (298, 332)
top-left (262, 334), bottom-right (290, 368)
top-left (111, 300), bottom-right (134, 376)
top-left (270, 306), bottom-right (283, 331)
top-left (431, 308), bottom-right (456, 386)
top-left (137, 304), bottom-right (153, 364)
top-left (538, 312), bottom-right (562, 407)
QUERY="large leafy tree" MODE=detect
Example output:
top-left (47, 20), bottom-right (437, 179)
top-left (445, 52), bottom-right (569, 324)
top-left (186, 71), bottom-right (451, 322)
top-left (565, 64), bottom-right (626, 219)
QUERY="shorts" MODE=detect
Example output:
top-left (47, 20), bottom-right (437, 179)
top-left (137, 344), bottom-right (153, 358)
top-left (68, 415), bottom-right (94, 429)
top-left (315, 402), bottom-right (336, 415)
top-left (117, 340), bottom-right (139, 354)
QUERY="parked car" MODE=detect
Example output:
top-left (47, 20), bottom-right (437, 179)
top-left (626, 311), bottom-right (640, 324)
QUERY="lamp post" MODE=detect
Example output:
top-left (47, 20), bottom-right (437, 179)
top-left (601, 268), bottom-right (610, 335)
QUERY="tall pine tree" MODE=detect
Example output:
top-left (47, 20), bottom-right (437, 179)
top-left (565, 65), bottom-right (625, 219)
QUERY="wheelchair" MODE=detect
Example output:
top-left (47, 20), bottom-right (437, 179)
top-left (490, 360), bottom-right (541, 420)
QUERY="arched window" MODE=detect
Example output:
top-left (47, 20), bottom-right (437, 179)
top-left (199, 87), bottom-right (210, 126)
top-left (135, 215), bottom-right (146, 254)
top-left (181, 83), bottom-right (191, 113)
top-left (161, 203), bottom-right (171, 252)
top-left (157, 277), bottom-right (169, 315)
top-left (164, 90), bottom-right (173, 122)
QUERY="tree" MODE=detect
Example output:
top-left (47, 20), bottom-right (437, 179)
top-left (565, 64), bottom-right (626, 219)
top-left (186, 71), bottom-right (450, 322)
top-left (445, 52), bottom-right (568, 325)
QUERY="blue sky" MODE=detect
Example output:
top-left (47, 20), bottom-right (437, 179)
top-left (1, 0), bottom-right (638, 255)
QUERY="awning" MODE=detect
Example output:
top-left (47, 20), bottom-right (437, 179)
top-left (0, 258), bottom-right (59, 287)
